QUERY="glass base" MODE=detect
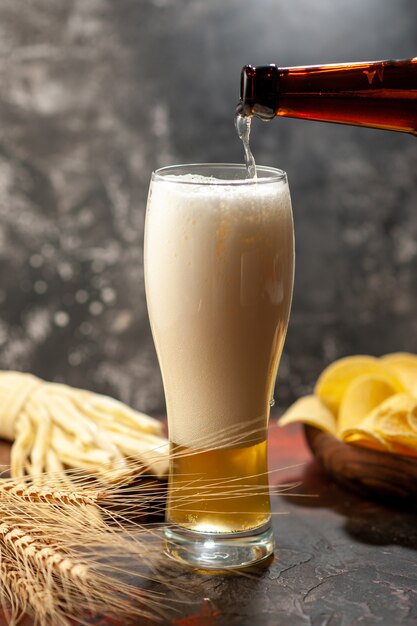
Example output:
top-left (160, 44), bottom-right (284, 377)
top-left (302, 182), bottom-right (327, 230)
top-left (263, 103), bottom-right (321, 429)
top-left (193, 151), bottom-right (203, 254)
top-left (163, 523), bottom-right (274, 570)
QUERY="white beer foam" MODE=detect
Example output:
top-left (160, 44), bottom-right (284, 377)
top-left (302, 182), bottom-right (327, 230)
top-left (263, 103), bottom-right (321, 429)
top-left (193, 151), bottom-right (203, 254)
top-left (145, 174), bottom-right (294, 448)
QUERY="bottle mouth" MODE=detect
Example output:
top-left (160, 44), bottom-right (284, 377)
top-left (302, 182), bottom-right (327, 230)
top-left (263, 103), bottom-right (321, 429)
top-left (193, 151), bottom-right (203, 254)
top-left (237, 65), bottom-right (278, 121)
top-left (236, 65), bottom-right (257, 117)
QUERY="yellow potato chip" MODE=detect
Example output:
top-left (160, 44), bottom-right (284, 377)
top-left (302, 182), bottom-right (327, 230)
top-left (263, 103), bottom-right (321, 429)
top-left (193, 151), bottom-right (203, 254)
top-left (338, 374), bottom-right (398, 434)
top-left (368, 392), bottom-right (416, 417)
top-left (376, 416), bottom-right (417, 448)
top-left (407, 407), bottom-right (417, 433)
top-left (372, 394), bottom-right (417, 451)
top-left (280, 353), bottom-right (417, 458)
top-left (388, 442), bottom-right (417, 457)
top-left (314, 355), bottom-right (403, 415)
top-left (278, 395), bottom-right (337, 436)
top-left (343, 430), bottom-right (417, 456)
top-left (341, 429), bottom-right (390, 452)
top-left (380, 353), bottom-right (417, 395)
top-left (381, 352), bottom-right (417, 366)
top-left (358, 393), bottom-right (417, 452)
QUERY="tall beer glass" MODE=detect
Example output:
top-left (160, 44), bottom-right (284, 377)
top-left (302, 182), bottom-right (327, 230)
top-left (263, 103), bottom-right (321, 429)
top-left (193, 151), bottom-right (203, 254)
top-left (144, 164), bottom-right (294, 569)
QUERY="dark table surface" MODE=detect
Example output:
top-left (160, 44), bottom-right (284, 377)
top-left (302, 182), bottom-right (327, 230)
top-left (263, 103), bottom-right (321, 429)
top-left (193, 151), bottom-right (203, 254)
top-left (0, 422), bottom-right (416, 626)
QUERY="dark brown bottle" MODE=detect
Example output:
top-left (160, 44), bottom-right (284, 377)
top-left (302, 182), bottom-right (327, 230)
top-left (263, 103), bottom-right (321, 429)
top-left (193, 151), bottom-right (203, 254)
top-left (238, 58), bottom-right (417, 135)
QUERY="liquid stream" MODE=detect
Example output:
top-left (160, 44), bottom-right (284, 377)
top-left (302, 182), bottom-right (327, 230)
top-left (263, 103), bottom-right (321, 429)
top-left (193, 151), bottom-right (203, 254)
top-left (235, 113), bottom-right (257, 179)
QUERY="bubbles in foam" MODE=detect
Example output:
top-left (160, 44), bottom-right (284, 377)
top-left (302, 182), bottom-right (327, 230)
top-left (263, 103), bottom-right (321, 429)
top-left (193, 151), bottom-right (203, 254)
top-left (163, 173), bottom-right (219, 184)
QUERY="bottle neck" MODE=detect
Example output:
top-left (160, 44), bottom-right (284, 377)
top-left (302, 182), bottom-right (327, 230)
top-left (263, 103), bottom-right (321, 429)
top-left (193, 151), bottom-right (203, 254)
top-left (237, 65), bottom-right (280, 121)
top-left (238, 58), bottom-right (417, 135)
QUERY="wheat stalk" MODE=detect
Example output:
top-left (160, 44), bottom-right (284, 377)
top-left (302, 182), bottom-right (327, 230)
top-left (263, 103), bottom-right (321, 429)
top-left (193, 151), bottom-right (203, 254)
top-left (0, 464), bottom-right (186, 626)
top-left (0, 505), bottom-right (175, 625)
top-left (0, 556), bottom-right (54, 623)
top-left (0, 482), bottom-right (107, 506)
top-left (0, 522), bottom-right (89, 581)
top-left (0, 419), bottom-right (302, 625)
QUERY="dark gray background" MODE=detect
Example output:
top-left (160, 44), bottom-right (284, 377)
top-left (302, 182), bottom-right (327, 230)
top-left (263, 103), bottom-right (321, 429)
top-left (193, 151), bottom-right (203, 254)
top-left (0, 0), bottom-right (416, 415)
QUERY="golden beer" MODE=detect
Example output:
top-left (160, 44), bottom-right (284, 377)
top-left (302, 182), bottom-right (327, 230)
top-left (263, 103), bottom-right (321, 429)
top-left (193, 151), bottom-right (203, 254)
top-left (167, 440), bottom-right (270, 533)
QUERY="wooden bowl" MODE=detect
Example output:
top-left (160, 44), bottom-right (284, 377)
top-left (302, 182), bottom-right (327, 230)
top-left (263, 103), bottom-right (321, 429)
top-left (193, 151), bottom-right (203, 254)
top-left (304, 424), bottom-right (417, 504)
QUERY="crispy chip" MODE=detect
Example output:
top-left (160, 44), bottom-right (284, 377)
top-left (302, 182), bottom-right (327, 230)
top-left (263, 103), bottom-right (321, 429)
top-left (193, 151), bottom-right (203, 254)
top-left (342, 430), bottom-right (417, 456)
top-left (407, 407), bottom-right (417, 433)
top-left (380, 353), bottom-right (417, 395)
top-left (279, 395), bottom-right (337, 436)
top-left (381, 352), bottom-right (417, 366)
top-left (388, 443), bottom-right (417, 457)
top-left (315, 355), bottom-right (403, 415)
top-left (368, 392), bottom-right (417, 417)
top-left (338, 374), bottom-right (398, 435)
top-left (280, 352), bottom-right (417, 457)
top-left (360, 393), bottom-right (417, 451)
top-left (341, 429), bottom-right (389, 452)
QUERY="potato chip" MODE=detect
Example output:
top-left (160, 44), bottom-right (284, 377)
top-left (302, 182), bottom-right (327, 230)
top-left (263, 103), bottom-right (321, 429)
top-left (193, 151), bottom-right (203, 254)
top-left (314, 355), bottom-right (403, 415)
top-left (407, 406), bottom-right (417, 433)
top-left (380, 353), bottom-right (417, 395)
top-left (338, 374), bottom-right (398, 435)
top-left (381, 352), bottom-right (417, 366)
top-left (280, 352), bottom-right (417, 458)
top-left (343, 430), bottom-right (417, 456)
top-left (279, 395), bottom-right (337, 436)
top-left (360, 393), bottom-right (417, 451)
top-left (388, 442), bottom-right (417, 457)
top-left (342, 430), bottom-right (389, 452)
top-left (342, 405), bottom-right (394, 448)
top-left (367, 392), bottom-right (417, 418)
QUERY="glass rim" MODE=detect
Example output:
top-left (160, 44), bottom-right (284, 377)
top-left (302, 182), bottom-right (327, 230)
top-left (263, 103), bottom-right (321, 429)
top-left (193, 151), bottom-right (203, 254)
top-left (152, 163), bottom-right (287, 185)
